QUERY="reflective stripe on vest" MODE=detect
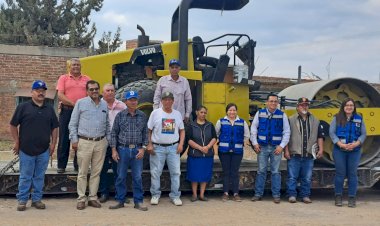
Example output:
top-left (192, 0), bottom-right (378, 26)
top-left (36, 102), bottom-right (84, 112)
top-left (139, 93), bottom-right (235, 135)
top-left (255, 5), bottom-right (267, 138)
top-left (257, 109), bottom-right (284, 146)
top-left (218, 118), bottom-right (245, 154)
top-left (336, 114), bottom-right (362, 151)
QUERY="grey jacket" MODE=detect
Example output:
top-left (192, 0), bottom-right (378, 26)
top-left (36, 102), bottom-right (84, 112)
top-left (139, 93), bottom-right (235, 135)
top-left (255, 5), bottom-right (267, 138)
top-left (288, 113), bottom-right (320, 155)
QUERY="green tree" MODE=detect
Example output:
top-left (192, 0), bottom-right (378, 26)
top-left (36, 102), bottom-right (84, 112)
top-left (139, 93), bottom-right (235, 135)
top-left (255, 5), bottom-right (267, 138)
top-left (0, 0), bottom-right (103, 48)
top-left (96, 26), bottom-right (122, 54)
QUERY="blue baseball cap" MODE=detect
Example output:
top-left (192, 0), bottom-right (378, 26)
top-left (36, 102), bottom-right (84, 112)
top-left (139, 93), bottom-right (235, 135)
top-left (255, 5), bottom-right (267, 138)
top-left (32, 80), bottom-right (47, 90)
top-left (169, 59), bottom-right (181, 66)
top-left (124, 90), bottom-right (139, 100)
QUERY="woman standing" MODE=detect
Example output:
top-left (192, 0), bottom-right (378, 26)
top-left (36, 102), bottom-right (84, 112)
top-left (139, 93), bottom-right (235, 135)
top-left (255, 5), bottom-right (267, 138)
top-left (215, 103), bottom-right (250, 202)
top-left (186, 106), bottom-right (217, 201)
top-left (329, 98), bottom-right (366, 208)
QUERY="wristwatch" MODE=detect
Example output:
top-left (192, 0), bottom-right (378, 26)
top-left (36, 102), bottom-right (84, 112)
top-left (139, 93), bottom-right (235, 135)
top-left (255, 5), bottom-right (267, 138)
top-left (142, 145), bottom-right (147, 150)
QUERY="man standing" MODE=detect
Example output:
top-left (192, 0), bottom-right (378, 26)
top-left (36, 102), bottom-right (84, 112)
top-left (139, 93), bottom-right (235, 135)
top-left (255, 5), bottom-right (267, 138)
top-left (109, 91), bottom-right (148, 211)
top-left (10, 80), bottom-right (59, 211)
top-left (153, 59), bottom-right (192, 123)
top-left (147, 91), bottom-right (185, 206)
top-left (153, 59), bottom-right (192, 153)
top-left (250, 94), bottom-right (290, 203)
top-left (284, 97), bottom-right (324, 204)
top-left (56, 58), bottom-right (90, 173)
top-left (69, 80), bottom-right (110, 210)
top-left (98, 83), bottom-right (127, 203)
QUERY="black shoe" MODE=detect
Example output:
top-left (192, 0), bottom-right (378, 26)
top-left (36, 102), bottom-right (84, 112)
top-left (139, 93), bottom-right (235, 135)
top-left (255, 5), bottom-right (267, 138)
top-left (109, 202), bottom-right (124, 209)
top-left (99, 194), bottom-right (109, 203)
top-left (134, 203), bottom-right (148, 211)
top-left (57, 168), bottom-right (65, 174)
top-left (348, 196), bottom-right (356, 208)
top-left (335, 195), bottom-right (343, 207)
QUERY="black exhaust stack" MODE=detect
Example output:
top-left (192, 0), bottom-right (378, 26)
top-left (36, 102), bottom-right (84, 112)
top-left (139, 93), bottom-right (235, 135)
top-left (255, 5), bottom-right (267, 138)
top-left (137, 25), bottom-right (149, 47)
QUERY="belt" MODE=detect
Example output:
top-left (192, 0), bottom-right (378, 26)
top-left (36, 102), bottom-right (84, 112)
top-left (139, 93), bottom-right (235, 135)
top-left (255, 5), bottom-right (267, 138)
top-left (152, 142), bottom-right (179, 147)
top-left (290, 153), bottom-right (313, 158)
top-left (120, 144), bottom-right (142, 149)
top-left (78, 135), bottom-right (105, 141)
top-left (61, 104), bottom-right (74, 110)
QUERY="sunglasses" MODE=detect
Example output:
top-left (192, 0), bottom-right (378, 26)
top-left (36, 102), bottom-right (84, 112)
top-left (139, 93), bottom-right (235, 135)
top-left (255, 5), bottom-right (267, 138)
top-left (88, 88), bottom-right (99, 92)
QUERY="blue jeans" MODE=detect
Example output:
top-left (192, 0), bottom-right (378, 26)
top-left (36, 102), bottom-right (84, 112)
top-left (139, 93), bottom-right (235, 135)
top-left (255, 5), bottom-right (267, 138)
top-left (17, 150), bottom-right (50, 203)
top-left (218, 153), bottom-right (243, 194)
top-left (333, 147), bottom-right (361, 197)
top-left (286, 156), bottom-right (314, 198)
top-left (99, 146), bottom-right (118, 196)
top-left (254, 144), bottom-right (282, 198)
top-left (150, 144), bottom-right (181, 200)
top-left (114, 147), bottom-right (144, 204)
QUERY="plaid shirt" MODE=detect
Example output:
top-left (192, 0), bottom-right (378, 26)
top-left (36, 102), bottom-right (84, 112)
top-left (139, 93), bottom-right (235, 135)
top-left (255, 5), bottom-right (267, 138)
top-left (110, 109), bottom-right (148, 148)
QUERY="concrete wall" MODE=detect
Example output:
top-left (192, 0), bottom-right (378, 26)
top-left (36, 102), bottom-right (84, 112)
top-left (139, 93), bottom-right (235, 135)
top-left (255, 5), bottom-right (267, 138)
top-left (0, 44), bottom-right (87, 140)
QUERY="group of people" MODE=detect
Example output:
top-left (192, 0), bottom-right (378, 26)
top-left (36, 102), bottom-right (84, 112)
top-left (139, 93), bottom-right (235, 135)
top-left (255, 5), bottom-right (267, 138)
top-left (10, 58), bottom-right (366, 212)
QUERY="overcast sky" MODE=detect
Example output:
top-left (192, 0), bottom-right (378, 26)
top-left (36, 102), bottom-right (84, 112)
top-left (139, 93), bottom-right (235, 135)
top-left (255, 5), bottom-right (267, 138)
top-left (89, 0), bottom-right (380, 82)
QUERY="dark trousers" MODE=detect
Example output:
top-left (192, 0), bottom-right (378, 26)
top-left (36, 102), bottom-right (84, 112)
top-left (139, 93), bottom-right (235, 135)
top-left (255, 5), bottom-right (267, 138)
top-left (99, 146), bottom-right (118, 196)
top-left (218, 152), bottom-right (243, 194)
top-left (57, 108), bottom-right (78, 169)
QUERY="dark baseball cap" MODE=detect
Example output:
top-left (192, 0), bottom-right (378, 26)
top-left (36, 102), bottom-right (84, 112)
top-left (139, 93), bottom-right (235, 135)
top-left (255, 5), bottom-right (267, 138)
top-left (32, 80), bottom-right (47, 90)
top-left (169, 59), bottom-right (181, 67)
top-left (161, 91), bottom-right (174, 99)
top-left (297, 97), bottom-right (310, 105)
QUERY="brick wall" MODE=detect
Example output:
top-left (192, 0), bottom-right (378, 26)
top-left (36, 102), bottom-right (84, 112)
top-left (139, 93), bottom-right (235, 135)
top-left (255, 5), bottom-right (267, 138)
top-left (0, 44), bottom-right (87, 140)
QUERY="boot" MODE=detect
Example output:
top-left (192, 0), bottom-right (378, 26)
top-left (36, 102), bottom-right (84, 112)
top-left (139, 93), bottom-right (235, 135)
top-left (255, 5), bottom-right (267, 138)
top-left (335, 195), bottom-right (342, 207)
top-left (348, 196), bottom-right (356, 208)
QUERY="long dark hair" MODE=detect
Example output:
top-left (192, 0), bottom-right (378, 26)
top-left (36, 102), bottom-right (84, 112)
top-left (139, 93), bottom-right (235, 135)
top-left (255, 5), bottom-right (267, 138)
top-left (336, 98), bottom-right (357, 126)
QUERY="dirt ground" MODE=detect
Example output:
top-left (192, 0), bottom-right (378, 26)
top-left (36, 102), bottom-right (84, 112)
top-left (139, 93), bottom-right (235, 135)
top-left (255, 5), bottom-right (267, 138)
top-left (1, 188), bottom-right (379, 226)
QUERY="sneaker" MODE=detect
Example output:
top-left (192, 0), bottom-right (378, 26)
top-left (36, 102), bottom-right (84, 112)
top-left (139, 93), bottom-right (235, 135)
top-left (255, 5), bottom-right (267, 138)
top-left (335, 195), bottom-right (342, 207)
top-left (251, 196), bottom-right (262, 202)
top-left (31, 201), bottom-right (46, 209)
top-left (17, 202), bottom-right (26, 211)
top-left (288, 196), bottom-right (297, 203)
top-left (222, 193), bottom-right (229, 202)
top-left (150, 196), bottom-right (160, 205)
top-left (348, 196), bottom-right (356, 208)
top-left (172, 198), bottom-right (183, 206)
top-left (233, 194), bottom-right (242, 202)
top-left (303, 197), bottom-right (312, 204)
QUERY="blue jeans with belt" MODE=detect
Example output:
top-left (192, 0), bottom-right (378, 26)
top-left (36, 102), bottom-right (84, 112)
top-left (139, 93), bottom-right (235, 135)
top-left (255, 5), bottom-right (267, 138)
top-left (114, 147), bottom-right (144, 204)
top-left (254, 144), bottom-right (282, 198)
top-left (286, 155), bottom-right (314, 198)
top-left (17, 150), bottom-right (50, 204)
top-left (333, 147), bottom-right (361, 197)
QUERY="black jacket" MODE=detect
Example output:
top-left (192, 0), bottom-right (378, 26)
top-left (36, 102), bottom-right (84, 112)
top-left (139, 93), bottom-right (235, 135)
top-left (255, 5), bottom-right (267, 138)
top-left (187, 120), bottom-right (216, 157)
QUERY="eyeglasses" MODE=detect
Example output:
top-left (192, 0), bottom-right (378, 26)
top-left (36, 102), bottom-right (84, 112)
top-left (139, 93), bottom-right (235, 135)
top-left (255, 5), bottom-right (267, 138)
top-left (88, 88), bottom-right (99, 92)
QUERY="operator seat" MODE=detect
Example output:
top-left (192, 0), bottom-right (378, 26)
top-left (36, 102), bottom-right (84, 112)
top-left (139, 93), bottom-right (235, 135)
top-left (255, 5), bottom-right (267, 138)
top-left (192, 36), bottom-right (230, 82)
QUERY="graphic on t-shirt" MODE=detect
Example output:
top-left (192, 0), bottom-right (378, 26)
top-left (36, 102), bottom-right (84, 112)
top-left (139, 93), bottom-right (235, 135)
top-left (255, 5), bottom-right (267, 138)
top-left (162, 118), bottom-right (176, 134)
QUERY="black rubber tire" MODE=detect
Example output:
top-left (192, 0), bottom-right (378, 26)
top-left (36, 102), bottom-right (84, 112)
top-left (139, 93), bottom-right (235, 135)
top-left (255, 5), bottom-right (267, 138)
top-left (115, 79), bottom-right (157, 170)
top-left (115, 79), bottom-right (157, 102)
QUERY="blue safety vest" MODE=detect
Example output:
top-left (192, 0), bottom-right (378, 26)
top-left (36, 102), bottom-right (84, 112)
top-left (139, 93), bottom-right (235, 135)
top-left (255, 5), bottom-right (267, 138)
top-left (218, 118), bottom-right (245, 154)
top-left (336, 114), bottom-right (362, 151)
top-left (257, 109), bottom-right (284, 146)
